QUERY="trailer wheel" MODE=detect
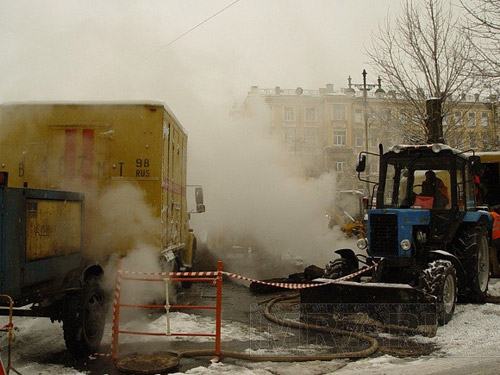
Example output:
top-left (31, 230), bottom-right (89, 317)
top-left (421, 260), bottom-right (457, 325)
top-left (455, 224), bottom-right (489, 302)
top-left (63, 279), bottom-right (106, 357)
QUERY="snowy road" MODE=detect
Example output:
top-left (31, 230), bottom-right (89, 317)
top-left (1, 279), bottom-right (499, 374)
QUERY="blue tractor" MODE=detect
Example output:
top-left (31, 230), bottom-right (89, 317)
top-left (300, 142), bottom-right (493, 330)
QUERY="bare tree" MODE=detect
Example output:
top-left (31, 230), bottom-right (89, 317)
top-left (461, 0), bottom-right (500, 86)
top-left (460, 0), bottom-right (500, 151)
top-left (366, 0), bottom-right (479, 144)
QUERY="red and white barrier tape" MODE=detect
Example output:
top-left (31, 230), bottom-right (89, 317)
top-left (120, 265), bottom-right (377, 289)
top-left (222, 264), bottom-right (377, 290)
top-left (120, 270), bottom-right (218, 277)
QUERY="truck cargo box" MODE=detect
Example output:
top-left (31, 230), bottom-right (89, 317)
top-left (0, 187), bottom-right (84, 300)
top-left (0, 102), bottom-right (200, 268)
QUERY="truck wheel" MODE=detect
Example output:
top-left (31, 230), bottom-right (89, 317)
top-left (63, 280), bottom-right (106, 357)
top-left (456, 224), bottom-right (489, 302)
top-left (421, 260), bottom-right (457, 325)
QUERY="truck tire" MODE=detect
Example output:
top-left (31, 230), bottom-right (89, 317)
top-left (63, 280), bottom-right (106, 357)
top-left (455, 224), bottom-right (489, 302)
top-left (421, 260), bottom-right (457, 325)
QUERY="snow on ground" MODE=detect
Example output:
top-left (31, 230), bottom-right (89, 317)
top-left (127, 311), bottom-right (274, 343)
top-left (488, 277), bottom-right (500, 296)
top-left (171, 360), bottom-right (348, 375)
top-left (0, 318), bottom-right (86, 375)
top-left (1, 279), bottom-right (500, 374)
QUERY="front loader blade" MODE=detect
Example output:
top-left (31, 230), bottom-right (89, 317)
top-left (300, 280), bottom-right (438, 337)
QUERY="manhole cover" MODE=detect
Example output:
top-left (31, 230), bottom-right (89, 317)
top-left (116, 352), bottom-right (180, 374)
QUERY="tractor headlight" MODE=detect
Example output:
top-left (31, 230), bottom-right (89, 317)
top-left (392, 144), bottom-right (402, 153)
top-left (431, 143), bottom-right (442, 153)
top-left (400, 239), bottom-right (411, 251)
top-left (357, 238), bottom-right (368, 250)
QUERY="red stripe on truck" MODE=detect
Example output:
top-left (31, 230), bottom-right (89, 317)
top-left (64, 129), bottom-right (77, 178)
top-left (82, 129), bottom-right (94, 178)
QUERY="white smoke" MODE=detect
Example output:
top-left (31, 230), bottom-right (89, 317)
top-left (188, 97), bottom-right (356, 278)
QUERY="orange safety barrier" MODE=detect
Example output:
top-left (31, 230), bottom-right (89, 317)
top-left (111, 260), bottom-right (223, 362)
top-left (0, 295), bottom-right (21, 375)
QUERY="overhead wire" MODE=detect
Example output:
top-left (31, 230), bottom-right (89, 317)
top-left (124, 0), bottom-right (241, 73)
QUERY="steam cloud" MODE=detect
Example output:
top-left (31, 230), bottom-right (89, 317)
top-left (188, 96), bottom-right (355, 279)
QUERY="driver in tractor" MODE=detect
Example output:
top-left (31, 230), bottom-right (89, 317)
top-left (421, 170), bottom-right (449, 209)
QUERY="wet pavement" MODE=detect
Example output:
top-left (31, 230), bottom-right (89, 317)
top-left (49, 278), bottom-right (434, 374)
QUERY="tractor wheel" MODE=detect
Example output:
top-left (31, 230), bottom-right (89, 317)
top-left (455, 224), bottom-right (489, 302)
top-left (63, 280), bottom-right (106, 358)
top-left (323, 258), bottom-right (354, 279)
top-left (421, 260), bottom-right (457, 325)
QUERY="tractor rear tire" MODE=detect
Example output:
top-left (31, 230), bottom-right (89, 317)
top-left (63, 280), bottom-right (106, 358)
top-left (455, 224), bottom-right (489, 302)
top-left (421, 260), bottom-right (457, 325)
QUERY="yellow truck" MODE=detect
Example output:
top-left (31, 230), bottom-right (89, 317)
top-left (0, 101), bottom-right (204, 272)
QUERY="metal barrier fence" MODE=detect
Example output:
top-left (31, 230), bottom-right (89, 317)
top-left (0, 295), bottom-right (21, 375)
top-left (111, 260), bottom-right (223, 361)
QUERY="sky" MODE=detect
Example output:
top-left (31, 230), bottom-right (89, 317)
top-left (0, 0), bottom-right (405, 270)
top-left (0, 0), bottom-right (402, 111)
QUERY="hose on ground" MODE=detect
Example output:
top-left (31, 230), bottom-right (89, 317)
top-left (175, 293), bottom-right (378, 362)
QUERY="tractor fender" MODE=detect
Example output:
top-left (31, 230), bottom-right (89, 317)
top-left (429, 250), bottom-right (465, 285)
top-left (463, 211), bottom-right (493, 228)
top-left (334, 248), bottom-right (359, 270)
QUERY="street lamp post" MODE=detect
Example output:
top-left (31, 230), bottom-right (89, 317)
top-left (350, 70), bottom-right (377, 195)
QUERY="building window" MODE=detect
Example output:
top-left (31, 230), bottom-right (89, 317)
top-left (304, 127), bottom-right (318, 146)
top-left (354, 108), bottom-right (363, 124)
top-left (482, 133), bottom-right (490, 150)
top-left (283, 128), bottom-right (296, 146)
top-left (447, 134), bottom-right (456, 148)
top-left (334, 161), bottom-right (345, 172)
top-left (370, 162), bottom-right (379, 174)
top-left (454, 111), bottom-right (462, 126)
top-left (332, 105), bottom-right (346, 122)
top-left (284, 106), bottom-right (295, 122)
top-left (399, 109), bottom-right (407, 124)
top-left (470, 133), bottom-right (477, 148)
top-left (333, 130), bottom-right (346, 146)
top-left (370, 135), bottom-right (378, 147)
top-left (305, 107), bottom-right (316, 122)
top-left (442, 114), bottom-right (448, 126)
top-left (385, 108), bottom-right (392, 121)
top-left (481, 112), bottom-right (489, 126)
top-left (468, 112), bottom-right (476, 126)
top-left (355, 131), bottom-right (363, 147)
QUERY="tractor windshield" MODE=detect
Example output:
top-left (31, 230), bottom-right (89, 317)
top-left (381, 157), bottom-right (453, 210)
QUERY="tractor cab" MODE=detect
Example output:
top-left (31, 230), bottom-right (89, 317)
top-left (357, 143), bottom-right (481, 259)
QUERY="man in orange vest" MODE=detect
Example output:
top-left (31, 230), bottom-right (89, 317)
top-left (491, 209), bottom-right (500, 245)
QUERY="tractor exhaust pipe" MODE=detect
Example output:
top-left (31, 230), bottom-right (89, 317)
top-left (425, 98), bottom-right (444, 144)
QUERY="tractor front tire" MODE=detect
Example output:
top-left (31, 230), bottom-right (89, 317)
top-left (323, 258), bottom-right (355, 280)
top-left (63, 281), bottom-right (106, 358)
top-left (421, 260), bottom-right (457, 325)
